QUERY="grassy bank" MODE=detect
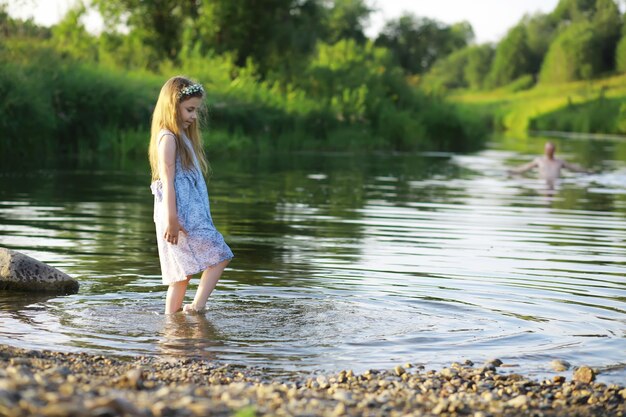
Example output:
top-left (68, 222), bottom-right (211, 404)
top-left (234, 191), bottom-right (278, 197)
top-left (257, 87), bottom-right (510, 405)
top-left (451, 74), bottom-right (626, 137)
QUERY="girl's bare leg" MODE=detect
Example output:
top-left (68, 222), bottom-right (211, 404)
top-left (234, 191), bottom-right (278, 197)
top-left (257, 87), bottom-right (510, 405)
top-left (184, 259), bottom-right (229, 313)
top-left (165, 276), bottom-right (192, 314)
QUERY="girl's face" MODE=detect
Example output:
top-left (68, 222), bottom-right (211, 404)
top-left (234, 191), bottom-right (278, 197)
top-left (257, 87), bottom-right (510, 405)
top-left (178, 97), bottom-right (202, 129)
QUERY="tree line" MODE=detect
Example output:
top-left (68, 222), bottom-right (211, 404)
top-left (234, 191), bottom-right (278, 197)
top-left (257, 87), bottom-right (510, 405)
top-left (1, 0), bottom-right (492, 157)
top-left (424, 0), bottom-right (626, 91)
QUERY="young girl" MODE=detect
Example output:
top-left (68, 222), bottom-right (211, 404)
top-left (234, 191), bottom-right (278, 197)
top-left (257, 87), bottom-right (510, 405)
top-left (149, 76), bottom-right (234, 314)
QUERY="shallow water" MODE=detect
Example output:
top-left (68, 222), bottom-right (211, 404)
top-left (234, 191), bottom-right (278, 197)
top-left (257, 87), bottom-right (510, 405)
top-left (1, 137), bottom-right (625, 383)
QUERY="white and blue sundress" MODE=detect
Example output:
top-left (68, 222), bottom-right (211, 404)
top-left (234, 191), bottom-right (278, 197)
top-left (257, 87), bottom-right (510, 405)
top-left (150, 129), bottom-right (234, 284)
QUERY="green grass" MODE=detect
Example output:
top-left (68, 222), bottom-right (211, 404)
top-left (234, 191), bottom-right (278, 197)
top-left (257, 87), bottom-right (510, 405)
top-left (450, 73), bottom-right (626, 136)
top-left (233, 406), bottom-right (256, 417)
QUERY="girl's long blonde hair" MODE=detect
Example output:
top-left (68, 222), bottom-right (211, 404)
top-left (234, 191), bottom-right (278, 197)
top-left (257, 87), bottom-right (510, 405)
top-left (148, 76), bottom-right (209, 181)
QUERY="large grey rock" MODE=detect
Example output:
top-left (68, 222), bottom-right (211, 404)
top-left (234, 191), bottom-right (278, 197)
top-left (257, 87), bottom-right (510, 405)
top-left (0, 248), bottom-right (79, 294)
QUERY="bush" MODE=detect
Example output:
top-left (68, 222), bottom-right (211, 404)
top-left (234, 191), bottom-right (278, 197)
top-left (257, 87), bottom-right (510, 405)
top-left (423, 48), bottom-right (470, 91)
top-left (617, 34), bottom-right (626, 73)
top-left (0, 40), bottom-right (159, 158)
top-left (540, 21), bottom-right (602, 83)
top-left (464, 45), bottom-right (495, 89)
top-left (486, 25), bottom-right (533, 88)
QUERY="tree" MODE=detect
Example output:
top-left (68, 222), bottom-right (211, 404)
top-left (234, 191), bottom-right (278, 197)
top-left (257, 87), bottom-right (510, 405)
top-left (486, 25), bottom-right (533, 88)
top-left (539, 21), bottom-right (602, 83)
top-left (93, 0), bottom-right (199, 63)
top-left (423, 48), bottom-right (470, 90)
top-left (552, 0), bottom-right (596, 21)
top-left (615, 23), bottom-right (626, 73)
top-left (321, 0), bottom-right (372, 45)
top-left (464, 44), bottom-right (495, 89)
top-left (97, 28), bottom-right (155, 70)
top-left (423, 43), bottom-right (494, 91)
top-left (591, 0), bottom-right (622, 71)
top-left (0, 3), bottom-right (51, 39)
top-left (92, 0), bottom-right (326, 75)
top-left (52, 3), bottom-right (98, 61)
top-left (375, 13), bottom-right (474, 74)
top-left (539, 0), bottom-right (621, 82)
top-left (522, 12), bottom-right (558, 74)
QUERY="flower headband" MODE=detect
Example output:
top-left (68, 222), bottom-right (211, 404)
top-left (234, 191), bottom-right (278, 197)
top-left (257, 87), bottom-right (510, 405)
top-left (177, 83), bottom-right (204, 101)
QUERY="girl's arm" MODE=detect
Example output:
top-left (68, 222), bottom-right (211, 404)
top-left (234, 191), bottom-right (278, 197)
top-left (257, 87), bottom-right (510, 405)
top-left (158, 134), bottom-right (186, 244)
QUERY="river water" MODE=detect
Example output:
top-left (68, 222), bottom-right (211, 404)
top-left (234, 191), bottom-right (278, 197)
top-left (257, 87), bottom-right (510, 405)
top-left (1, 137), bottom-right (625, 383)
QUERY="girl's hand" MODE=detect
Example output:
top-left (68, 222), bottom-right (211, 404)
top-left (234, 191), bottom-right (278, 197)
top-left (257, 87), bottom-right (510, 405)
top-left (164, 219), bottom-right (187, 245)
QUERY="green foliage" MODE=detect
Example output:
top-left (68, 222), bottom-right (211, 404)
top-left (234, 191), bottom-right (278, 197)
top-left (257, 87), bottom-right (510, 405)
top-left (94, 0), bottom-right (327, 75)
top-left (1, 1), bottom-right (490, 158)
top-left (522, 13), bottom-right (558, 74)
top-left (321, 0), bottom-right (371, 45)
top-left (501, 74), bottom-right (536, 93)
top-left (423, 48), bottom-right (470, 91)
top-left (97, 28), bottom-right (156, 70)
top-left (552, 0), bottom-right (597, 21)
top-left (465, 45), bottom-right (495, 89)
top-left (617, 33), bottom-right (626, 73)
top-left (0, 4), bottom-right (51, 38)
top-left (93, 0), bottom-right (199, 64)
top-left (591, 0), bottom-right (622, 70)
top-left (529, 95), bottom-right (626, 134)
top-left (486, 25), bottom-right (533, 88)
top-left (375, 13), bottom-right (474, 75)
top-left (51, 3), bottom-right (98, 61)
top-left (233, 406), bottom-right (256, 417)
top-left (0, 43), bottom-right (56, 154)
top-left (426, 0), bottom-right (622, 93)
top-left (0, 40), bottom-right (159, 158)
top-left (424, 44), bottom-right (494, 91)
top-left (543, 0), bottom-right (621, 82)
top-left (539, 21), bottom-right (602, 83)
top-left (453, 71), bottom-right (626, 135)
top-left (173, 39), bottom-right (488, 152)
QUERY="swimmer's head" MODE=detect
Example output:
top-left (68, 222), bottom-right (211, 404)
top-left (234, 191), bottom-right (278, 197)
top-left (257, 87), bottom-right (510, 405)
top-left (544, 142), bottom-right (556, 158)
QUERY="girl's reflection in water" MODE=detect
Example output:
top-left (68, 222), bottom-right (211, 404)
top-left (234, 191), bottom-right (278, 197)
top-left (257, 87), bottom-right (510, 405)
top-left (159, 313), bottom-right (223, 360)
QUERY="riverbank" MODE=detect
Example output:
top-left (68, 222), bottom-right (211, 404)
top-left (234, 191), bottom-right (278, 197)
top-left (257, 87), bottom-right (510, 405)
top-left (1, 344), bottom-right (623, 417)
top-left (451, 73), bottom-right (626, 136)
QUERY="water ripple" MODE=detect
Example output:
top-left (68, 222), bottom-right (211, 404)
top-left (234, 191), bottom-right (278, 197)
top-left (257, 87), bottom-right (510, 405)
top-left (0, 144), bottom-right (624, 383)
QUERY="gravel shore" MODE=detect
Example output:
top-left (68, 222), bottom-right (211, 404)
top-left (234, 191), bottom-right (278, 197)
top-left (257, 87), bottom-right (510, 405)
top-left (0, 344), bottom-right (624, 417)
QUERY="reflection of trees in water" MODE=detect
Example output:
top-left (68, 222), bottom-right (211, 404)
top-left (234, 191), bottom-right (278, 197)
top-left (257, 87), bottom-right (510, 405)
top-left (12, 147), bottom-right (622, 295)
top-left (0, 164), bottom-right (156, 294)
top-left (0, 152), bottom-right (456, 293)
top-left (212, 153), bottom-right (447, 288)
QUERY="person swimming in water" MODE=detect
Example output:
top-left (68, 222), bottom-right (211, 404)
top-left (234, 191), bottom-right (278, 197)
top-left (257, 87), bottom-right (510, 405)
top-left (508, 141), bottom-right (590, 188)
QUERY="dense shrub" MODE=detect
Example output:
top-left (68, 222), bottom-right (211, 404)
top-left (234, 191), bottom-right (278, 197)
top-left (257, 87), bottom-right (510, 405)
top-left (539, 21), bottom-right (602, 83)
top-left (0, 40), bottom-right (158, 157)
top-left (617, 33), bottom-right (626, 73)
top-left (464, 45), bottom-right (495, 90)
top-left (424, 44), bottom-right (495, 91)
top-left (486, 25), bottom-right (534, 88)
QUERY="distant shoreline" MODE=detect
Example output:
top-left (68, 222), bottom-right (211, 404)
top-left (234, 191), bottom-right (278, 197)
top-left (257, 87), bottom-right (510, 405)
top-left (529, 130), bottom-right (626, 141)
top-left (1, 343), bottom-right (623, 417)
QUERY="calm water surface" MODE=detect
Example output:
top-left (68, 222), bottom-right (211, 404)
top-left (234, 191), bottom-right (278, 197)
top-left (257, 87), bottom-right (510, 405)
top-left (1, 137), bottom-right (625, 383)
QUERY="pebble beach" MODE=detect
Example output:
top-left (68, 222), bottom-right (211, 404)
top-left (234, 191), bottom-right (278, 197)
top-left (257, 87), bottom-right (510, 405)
top-left (1, 344), bottom-right (624, 417)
